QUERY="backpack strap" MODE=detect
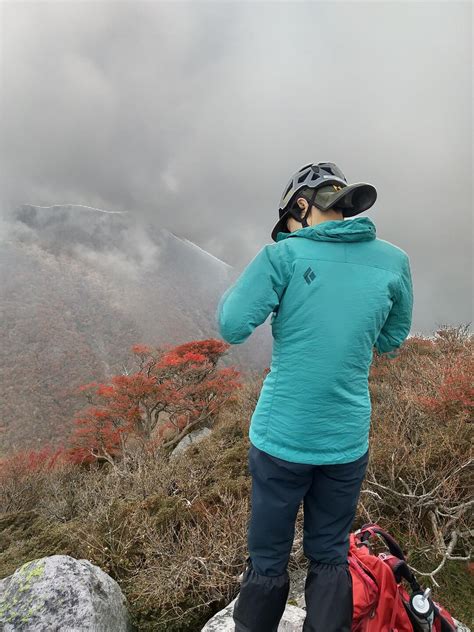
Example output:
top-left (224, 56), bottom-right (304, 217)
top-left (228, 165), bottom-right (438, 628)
top-left (356, 523), bottom-right (407, 561)
top-left (379, 553), bottom-right (421, 592)
top-left (355, 524), bottom-right (421, 592)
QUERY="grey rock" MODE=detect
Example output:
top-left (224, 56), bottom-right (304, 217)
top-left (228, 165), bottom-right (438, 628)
top-left (170, 427), bottom-right (212, 459)
top-left (287, 567), bottom-right (307, 608)
top-left (0, 554), bottom-right (133, 632)
top-left (201, 597), bottom-right (306, 631)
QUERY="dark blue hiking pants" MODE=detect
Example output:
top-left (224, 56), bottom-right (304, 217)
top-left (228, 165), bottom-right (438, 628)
top-left (233, 442), bottom-right (369, 632)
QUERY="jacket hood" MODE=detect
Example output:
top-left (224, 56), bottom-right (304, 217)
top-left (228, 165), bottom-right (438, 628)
top-left (276, 216), bottom-right (376, 243)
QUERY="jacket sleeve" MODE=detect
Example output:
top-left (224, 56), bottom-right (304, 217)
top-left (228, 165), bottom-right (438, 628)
top-left (374, 255), bottom-right (414, 357)
top-left (216, 243), bottom-right (291, 345)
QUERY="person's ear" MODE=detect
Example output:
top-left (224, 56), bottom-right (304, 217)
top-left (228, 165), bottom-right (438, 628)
top-left (296, 197), bottom-right (307, 211)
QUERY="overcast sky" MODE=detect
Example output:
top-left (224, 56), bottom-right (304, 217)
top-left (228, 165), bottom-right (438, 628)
top-left (1, 1), bottom-right (472, 336)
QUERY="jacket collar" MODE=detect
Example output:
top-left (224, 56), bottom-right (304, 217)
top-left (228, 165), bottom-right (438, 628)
top-left (276, 216), bottom-right (376, 243)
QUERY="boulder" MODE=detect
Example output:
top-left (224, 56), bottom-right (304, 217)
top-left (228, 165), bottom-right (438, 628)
top-left (0, 555), bottom-right (134, 631)
top-left (201, 597), bottom-right (306, 631)
top-left (170, 427), bottom-right (212, 459)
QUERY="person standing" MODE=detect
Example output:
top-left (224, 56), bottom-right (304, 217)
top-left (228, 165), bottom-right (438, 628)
top-left (216, 161), bottom-right (414, 632)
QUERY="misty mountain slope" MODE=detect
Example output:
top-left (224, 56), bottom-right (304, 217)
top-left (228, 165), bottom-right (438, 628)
top-left (0, 239), bottom-right (141, 452)
top-left (0, 205), bottom-right (271, 454)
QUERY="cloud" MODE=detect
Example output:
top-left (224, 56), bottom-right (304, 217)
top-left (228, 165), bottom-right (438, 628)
top-left (0, 1), bottom-right (472, 333)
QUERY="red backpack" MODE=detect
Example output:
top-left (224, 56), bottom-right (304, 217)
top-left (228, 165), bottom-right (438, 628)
top-left (349, 523), bottom-right (458, 632)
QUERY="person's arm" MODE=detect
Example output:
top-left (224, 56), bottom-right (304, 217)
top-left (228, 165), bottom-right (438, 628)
top-left (374, 255), bottom-right (413, 358)
top-left (216, 243), bottom-right (291, 345)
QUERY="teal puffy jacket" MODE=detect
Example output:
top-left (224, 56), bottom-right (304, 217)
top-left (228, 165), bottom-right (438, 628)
top-left (216, 217), bottom-right (413, 464)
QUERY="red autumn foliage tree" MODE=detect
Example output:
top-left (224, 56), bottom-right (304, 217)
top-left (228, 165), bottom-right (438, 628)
top-left (65, 339), bottom-right (241, 464)
top-left (0, 444), bottom-right (69, 483)
top-left (415, 353), bottom-right (473, 423)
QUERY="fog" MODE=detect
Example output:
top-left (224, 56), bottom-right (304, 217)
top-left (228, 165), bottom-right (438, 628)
top-left (1, 1), bottom-right (472, 334)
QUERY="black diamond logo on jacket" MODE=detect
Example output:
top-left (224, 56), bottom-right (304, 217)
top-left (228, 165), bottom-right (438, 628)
top-left (303, 266), bottom-right (316, 285)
